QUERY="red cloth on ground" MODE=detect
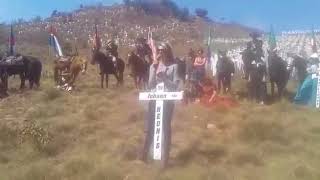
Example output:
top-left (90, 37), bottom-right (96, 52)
top-left (199, 83), bottom-right (238, 108)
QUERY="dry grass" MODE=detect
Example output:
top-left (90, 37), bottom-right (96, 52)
top-left (0, 49), bottom-right (319, 180)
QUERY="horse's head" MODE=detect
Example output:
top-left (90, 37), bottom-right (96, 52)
top-left (90, 47), bottom-right (99, 65)
top-left (81, 59), bottom-right (88, 74)
top-left (127, 51), bottom-right (135, 65)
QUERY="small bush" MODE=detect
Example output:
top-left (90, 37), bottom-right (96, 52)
top-left (43, 88), bottom-right (61, 101)
top-left (20, 121), bottom-right (51, 151)
top-left (239, 119), bottom-right (290, 145)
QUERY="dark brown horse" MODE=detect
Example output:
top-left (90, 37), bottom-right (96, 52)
top-left (0, 55), bottom-right (42, 91)
top-left (268, 51), bottom-right (290, 99)
top-left (127, 51), bottom-right (149, 89)
top-left (91, 49), bottom-right (125, 88)
top-left (116, 56), bottom-right (125, 85)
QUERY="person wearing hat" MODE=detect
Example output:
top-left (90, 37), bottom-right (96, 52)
top-left (106, 39), bottom-right (118, 55)
top-left (134, 37), bottom-right (152, 66)
top-left (141, 42), bottom-right (180, 169)
top-left (249, 32), bottom-right (264, 61)
top-left (241, 42), bottom-right (255, 80)
top-left (105, 39), bottom-right (118, 68)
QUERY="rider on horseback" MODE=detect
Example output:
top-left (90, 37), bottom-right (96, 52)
top-left (105, 39), bottom-right (118, 68)
top-left (135, 37), bottom-right (152, 65)
top-left (250, 32), bottom-right (264, 60)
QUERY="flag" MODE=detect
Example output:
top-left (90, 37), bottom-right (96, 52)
top-left (93, 24), bottom-right (101, 50)
top-left (268, 25), bottom-right (277, 51)
top-left (311, 27), bottom-right (318, 53)
top-left (148, 27), bottom-right (158, 64)
top-left (48, 25), bottom-right (63, 57)
top-left (8, 24), bottom-right (15, 55)
top-left (207, 26), bottom-right (213, 62)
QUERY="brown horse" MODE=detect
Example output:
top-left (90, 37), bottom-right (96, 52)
top-left (54, 55), bottom-right (87, 89)
top-left (127, 51), bottom-right (149, 89)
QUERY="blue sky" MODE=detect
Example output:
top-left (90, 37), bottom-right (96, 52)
top-left (0, 0), bottom-right (319, 31)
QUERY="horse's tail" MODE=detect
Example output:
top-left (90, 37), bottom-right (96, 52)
top-left (80, 57), bottom-right (88, 73)
top-left (35, 60), bottom-right (42, 85)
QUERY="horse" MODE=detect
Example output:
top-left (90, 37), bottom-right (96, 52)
top-left (54, 55), bottom-right (87, 89)
top-left (268, 51), bottom-right (290, 99)
top-left (24, 56), bottom-right (42, 89)
top-left (127, 51), bottom-right (149, 89)
top-left (116, 56), bottom-right (125, 85)
top-left (91, 49), bottom-right (124, 88)
top-left (0, 55), bottom-right (42, 91)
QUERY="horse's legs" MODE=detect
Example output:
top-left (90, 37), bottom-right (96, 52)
top-left (119, 72), bottom-right (124, 85)
top-left (113, 73), bottom-right (120, 87)
top-left (106, 74), bottom-right (109, 88)
top-left (101, 74), bottom-right (105, 88)
top-left (69, 70), bottom-right (80, 88)
top-left (20, 73), bottom-right (26, 89)
top-left (270, 81), bottom-right (275, 98)
top-left (29, 80), bottom-right (34, 89)
top-left (277, 83), bottom-right (284, 99)
top-left (4, 75), bottom-right (8, 92)
top-left (54, 68), bottom-right (59, 85)
top-left (134, 76), bottom-right (139, 89)
top-left (35, 74), bottom-right (41, 88)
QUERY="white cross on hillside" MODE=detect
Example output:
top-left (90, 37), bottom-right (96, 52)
top-left (139, 82), bottom-right (183, 160)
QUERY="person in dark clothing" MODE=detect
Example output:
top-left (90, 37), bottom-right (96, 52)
top-left (186, 48), bottom-right (195, 81)
top-left (224, 58), bottom-right (235, 93)
top-left (105, 39), bottom-right (119, 68)
top-left (216, 50), bottom-right (232, 93)
top-left (241, 42), bottom-right (255, 80)
top-left (248, 59), bottom-right (267, 104)
top-left (291, 55), bottom-right (308, 85)
top-left (106, 39), bottom-right (118, 57)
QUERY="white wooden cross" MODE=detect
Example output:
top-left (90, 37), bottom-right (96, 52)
top-left (312, 68), bottom-right (320, 108)
top-left (139, 82), bottom-right (183, 160)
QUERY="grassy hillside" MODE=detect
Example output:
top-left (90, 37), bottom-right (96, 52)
top-left (0, 50), bottom-right (319, 180)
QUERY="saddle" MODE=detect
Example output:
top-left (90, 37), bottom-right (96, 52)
top-left (0, 56), bottom-right (24, 65)
top-left (55, 57), bottom-right (72, 74)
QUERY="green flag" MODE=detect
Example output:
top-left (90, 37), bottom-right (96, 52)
top-left (311, 27), bottom-right (318, 53)
top-left (268, 25), bottom-right (277, 51)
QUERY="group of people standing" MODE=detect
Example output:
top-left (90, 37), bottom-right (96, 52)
top-left (183, 46), bottom-right (236, 107)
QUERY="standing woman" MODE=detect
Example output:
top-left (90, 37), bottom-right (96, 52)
top-left (141, 42), bottom-right (180, 168)
top-left (193, 48), bottom-right (207, 83)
